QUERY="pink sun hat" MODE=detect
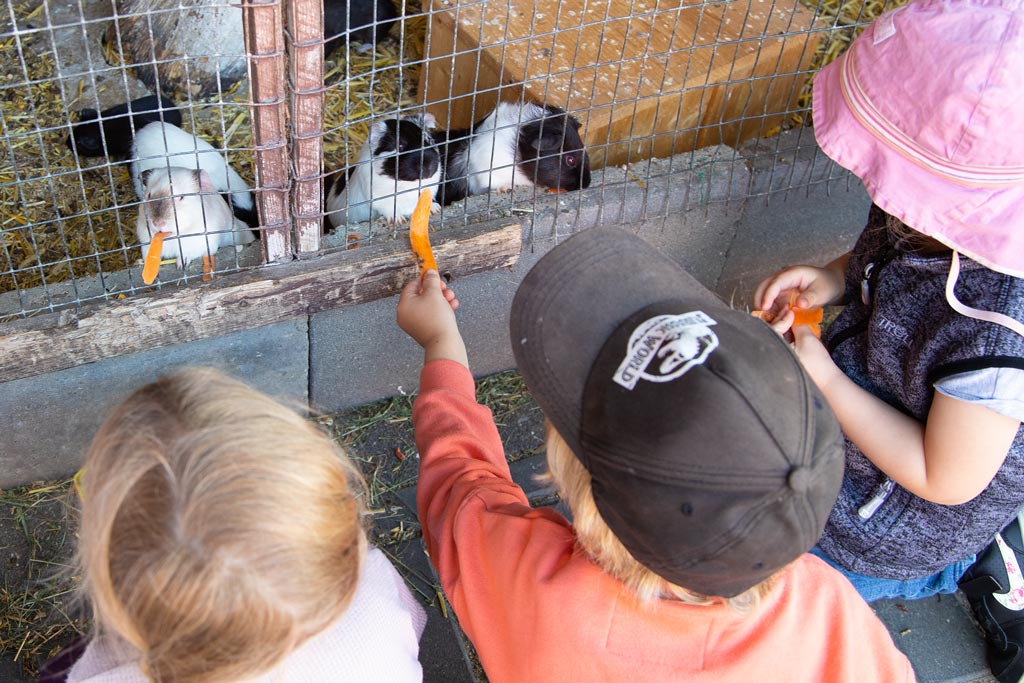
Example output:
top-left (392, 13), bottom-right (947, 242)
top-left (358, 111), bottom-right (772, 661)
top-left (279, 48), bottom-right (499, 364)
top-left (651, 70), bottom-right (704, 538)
top-left (813, 0), bottom-right (1024, 279)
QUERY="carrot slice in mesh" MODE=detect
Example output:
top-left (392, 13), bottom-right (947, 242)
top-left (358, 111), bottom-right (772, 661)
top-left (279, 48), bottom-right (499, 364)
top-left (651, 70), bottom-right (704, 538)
top-left (142, 231), bottom-right (172, 284)
top-left (409, 189), bottom-right (437, 275)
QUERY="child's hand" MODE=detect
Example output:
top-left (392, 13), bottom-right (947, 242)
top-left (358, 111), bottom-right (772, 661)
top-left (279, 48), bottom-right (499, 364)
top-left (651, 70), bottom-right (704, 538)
top-left (754, 265), bottom-right (845, 318)
top-left (790, 325), bottom-right (842, 391)
top-left (397, 270), bottom-right (468, 368)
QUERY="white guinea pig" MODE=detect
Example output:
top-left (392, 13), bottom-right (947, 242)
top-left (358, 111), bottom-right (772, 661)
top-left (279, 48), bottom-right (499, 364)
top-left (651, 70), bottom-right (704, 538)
top-left (135, 166), bottom-right (254, 270)
top-left (131, 122), bottom-right (254, 220)
top-left (325, 113), bottom-right (441, 229)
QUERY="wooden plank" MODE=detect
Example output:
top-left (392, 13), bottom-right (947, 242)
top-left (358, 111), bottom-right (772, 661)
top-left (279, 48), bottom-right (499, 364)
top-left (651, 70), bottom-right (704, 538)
top-left (243, 0), bottom-right (292, 262)
top-left (0, 221), bottom-right (522, 383)
top-left (288, 0), bottom-right (325, 254)
top-left (420, 0), bottom-right (822, 168)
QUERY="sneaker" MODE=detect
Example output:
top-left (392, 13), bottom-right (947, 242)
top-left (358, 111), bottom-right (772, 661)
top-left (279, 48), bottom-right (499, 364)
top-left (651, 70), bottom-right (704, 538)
top-left (960, 511), bottom-right (1024, 683)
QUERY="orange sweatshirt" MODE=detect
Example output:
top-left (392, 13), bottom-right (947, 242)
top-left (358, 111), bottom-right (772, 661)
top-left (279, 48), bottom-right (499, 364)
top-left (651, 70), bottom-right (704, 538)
top-left (413, 360), bottom-right (916, 683)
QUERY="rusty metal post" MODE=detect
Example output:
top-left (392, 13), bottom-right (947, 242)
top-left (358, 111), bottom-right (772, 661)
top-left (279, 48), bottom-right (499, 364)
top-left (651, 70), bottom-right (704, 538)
top-left (288, 0), bottom-right (325, 254)
top-left (242, 0), bottom-right (292, 262)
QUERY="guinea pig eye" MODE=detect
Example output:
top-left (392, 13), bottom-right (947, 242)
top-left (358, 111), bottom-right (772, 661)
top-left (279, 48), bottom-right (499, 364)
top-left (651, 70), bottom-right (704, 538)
top-left (565, 154), bottom-right (578, 168)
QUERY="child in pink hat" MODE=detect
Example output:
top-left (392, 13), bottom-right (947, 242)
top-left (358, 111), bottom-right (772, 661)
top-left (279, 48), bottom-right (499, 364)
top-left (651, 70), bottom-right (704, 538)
top-left (755, 0), bottom-right (1024, 680)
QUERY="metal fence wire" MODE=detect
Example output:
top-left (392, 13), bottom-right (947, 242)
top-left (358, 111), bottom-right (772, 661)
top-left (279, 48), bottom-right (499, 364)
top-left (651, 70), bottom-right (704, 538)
top-left (0, 0), bottom-right (907, 323)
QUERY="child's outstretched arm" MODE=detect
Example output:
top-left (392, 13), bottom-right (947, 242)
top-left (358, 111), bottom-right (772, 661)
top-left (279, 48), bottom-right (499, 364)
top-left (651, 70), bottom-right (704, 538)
top-left (398, 271), bottom-right (576, 674)
top-left (791, 325), bottom-right (1021, 505)
top-left (397, 269), bottom-right (467, 368)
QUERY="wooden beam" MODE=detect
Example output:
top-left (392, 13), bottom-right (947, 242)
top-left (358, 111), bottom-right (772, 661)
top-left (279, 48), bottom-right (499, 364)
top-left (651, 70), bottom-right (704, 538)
top-left (0, 221), bottom-right (521, 383)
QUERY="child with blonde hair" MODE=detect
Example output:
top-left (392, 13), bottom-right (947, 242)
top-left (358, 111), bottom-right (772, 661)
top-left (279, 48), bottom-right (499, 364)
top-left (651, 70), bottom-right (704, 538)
top-left (753, 2), bottom-right (1024, 679)
top-left (53, 367), bottom-right (425, 683)
top-left (397, 230), bottom-right (914, 682)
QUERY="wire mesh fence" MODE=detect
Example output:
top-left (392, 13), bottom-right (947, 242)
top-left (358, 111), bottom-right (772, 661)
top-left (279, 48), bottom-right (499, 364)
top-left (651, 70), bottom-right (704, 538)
top-left (0, 0), bottom-right (906, 325)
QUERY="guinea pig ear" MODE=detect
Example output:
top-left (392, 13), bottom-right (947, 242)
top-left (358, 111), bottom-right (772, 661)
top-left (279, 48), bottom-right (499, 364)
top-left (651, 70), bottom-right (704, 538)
top-left (369, 119), bottom-right (390, 146)
top-left (139, 168), bottom-right (157, 188)
top-left (77, 108), bottom-right (99, 121)
top-left (531, 127), bottom-right (566, 153)
top-left (193, 169), bottom-right (217, 193)
top-left (420, 112), bottom-right (437, 130)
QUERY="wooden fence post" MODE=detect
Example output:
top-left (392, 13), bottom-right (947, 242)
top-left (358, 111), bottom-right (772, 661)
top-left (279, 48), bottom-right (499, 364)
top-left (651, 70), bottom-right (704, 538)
top-left (243, 0), bottom-right (293, 262)
top-left (288, 0), bottom-right (325, 254)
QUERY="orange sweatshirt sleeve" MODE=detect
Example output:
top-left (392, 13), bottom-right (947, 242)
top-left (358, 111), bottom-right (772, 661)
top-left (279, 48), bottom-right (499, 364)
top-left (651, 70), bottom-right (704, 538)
top-left (411, 361), bottom-right (579, 654)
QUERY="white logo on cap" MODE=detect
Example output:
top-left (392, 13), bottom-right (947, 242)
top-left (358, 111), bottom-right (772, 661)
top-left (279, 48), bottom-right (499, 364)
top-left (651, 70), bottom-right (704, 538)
top-left (613, 312), bottom-right (718, 390)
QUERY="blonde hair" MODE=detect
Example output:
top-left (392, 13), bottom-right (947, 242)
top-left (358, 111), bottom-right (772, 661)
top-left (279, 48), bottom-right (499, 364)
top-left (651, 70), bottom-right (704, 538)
top-left (543, 425), bottom-right (776, 611)
top-left (76, 367), bottom-right (367, 683)
top-left (882, 209), bottom-right (950, 254)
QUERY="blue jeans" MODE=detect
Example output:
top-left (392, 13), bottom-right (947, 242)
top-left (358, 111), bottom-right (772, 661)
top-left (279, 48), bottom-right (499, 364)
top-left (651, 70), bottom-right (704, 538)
top-left (809, 546), bottom-right (975, 603)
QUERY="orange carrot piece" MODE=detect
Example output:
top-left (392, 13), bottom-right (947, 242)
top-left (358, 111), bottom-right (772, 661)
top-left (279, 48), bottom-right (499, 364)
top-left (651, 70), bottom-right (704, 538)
top-left (142, 231), bottom-right (172, 284)
top-left (202, 254), bottom-right (214, 282)
top-left (790, 307), bottom-right (823, 327)
top-left (409, 189), bottom-right (437, 275)
top-left (787, 290), bottom-right (823, 330)
top-left (751, 293), bottom-right (824, 338)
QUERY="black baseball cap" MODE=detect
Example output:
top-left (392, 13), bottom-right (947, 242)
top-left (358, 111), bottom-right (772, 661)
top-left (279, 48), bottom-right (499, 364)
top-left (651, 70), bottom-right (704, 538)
top-left (510, 227), bottom-right (844, 597)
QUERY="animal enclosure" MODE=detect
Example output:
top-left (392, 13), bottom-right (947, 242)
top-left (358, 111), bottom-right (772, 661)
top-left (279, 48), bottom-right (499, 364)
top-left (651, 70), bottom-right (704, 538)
top-left (0, 0), bottom-right (905, 380)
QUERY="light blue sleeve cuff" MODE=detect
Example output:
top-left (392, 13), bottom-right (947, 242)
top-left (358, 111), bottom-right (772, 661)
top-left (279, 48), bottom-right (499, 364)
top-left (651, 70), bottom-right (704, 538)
top-left (934, 366), bottom-right (1024, 423)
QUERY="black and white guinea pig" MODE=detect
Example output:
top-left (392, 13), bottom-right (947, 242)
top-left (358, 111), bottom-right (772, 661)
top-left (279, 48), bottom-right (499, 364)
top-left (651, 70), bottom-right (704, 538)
top-left (325, 113), bottom-right (441, 229)
top-left (66, 95), bottom-right (181, 158)
top-left (438, 102), bottom-right (591, 206)
top-left (130, 121), bottom-right (258, 231)
top-left (324, 0), bottom-right (398, 55)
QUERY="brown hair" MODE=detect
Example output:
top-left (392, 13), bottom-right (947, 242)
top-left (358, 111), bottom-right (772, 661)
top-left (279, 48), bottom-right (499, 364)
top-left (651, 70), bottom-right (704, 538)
top-left (76, 367), bottom-right (366, 683)
top-left (542, 425), bottom-right (776, 611)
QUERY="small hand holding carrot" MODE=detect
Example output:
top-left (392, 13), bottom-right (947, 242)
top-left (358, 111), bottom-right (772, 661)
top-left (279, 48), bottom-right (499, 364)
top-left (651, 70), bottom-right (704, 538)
top-left (399, 188), bottom-right (468, 367)
top-left (752, 292), bottom-right (823, 338)
top-left (755, 263), bottom-right (846, 309)
top-left (753, 262), bottom-right (848, 390)
top-left (398, 270), bottom-right (466, 368)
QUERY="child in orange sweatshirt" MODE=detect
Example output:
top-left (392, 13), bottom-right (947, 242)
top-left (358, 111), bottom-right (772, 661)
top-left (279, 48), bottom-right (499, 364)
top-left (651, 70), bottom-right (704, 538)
top-left (397, 226), bottom-right (915, 682)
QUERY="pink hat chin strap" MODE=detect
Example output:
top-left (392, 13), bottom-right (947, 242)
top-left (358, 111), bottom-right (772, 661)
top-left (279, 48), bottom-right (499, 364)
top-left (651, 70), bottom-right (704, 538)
top-left (945, 251), bottom-right (1024, 339)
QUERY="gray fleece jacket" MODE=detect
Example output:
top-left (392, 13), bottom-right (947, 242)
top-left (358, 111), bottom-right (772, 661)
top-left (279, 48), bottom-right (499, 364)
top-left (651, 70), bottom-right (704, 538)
top-left (818, 206), bottom-right (1024, 581)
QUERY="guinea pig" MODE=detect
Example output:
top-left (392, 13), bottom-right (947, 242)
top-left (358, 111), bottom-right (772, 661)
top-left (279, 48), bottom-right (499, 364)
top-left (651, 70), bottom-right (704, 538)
top-left (324, 0), bottom-right (398, 54)
top-left (131, 121), bottom-right (258, 230)
top-left (438, 102), bottom-right (592, 206)
top-left (325, 113), bottom-right (441, 229)
top-left (66, 95), bottom-right (181, 158)
top-left (135, 166), bottom-right (255, 270)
